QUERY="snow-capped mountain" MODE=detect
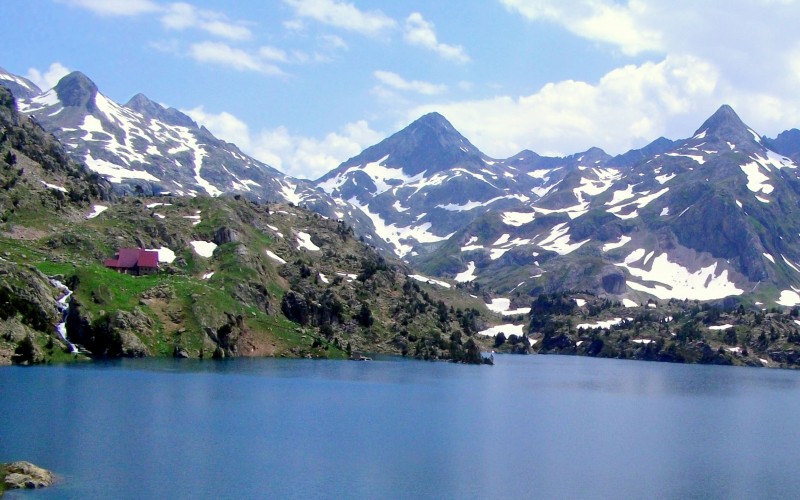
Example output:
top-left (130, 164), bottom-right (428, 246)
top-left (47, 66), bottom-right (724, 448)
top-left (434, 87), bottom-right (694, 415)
top-left (0, 68), bottom-right (325, 207)
top-left (419, 106), bottom-right (800, 306)
top-left (316, 112), bottom-right (600, 257)
top-left (5, 64), bottom-right (800, 307)
top-left (316, 105), bottom-right (800, 308)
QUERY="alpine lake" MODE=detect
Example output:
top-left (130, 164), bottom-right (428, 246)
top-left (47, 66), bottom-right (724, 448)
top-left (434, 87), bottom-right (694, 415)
top-left (2, 354), bottom-right (799, 499)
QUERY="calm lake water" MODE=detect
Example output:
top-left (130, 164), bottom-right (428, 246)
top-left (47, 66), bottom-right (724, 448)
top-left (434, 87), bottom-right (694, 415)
top-left (2, 355), bottom-right (800, 499)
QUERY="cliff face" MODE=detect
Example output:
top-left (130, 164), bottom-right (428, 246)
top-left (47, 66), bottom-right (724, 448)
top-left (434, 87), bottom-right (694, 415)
top-left (0, 261), bottom-right (69, 365)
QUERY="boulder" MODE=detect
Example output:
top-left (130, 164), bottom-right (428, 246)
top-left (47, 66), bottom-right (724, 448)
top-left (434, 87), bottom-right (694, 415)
top-left (3, 461), bottom-right (54, 490)
top-left (214, 226), bottom-right (240, 245)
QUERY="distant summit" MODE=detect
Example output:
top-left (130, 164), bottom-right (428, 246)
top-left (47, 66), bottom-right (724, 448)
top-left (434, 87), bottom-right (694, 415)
top-left (320, 112), bottom-right (486, 180)
top-left (764, 128), bottom-right (800, 159)
top-left (694, 104), bottom-right (757, 146)
top-left (125, 93), bottom-right (196, 128)
top-left (54, 71), bottom-right (99, 111)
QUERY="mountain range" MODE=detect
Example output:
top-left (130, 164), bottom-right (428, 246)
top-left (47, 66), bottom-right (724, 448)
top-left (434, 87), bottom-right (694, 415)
top-left (5, 66), bottom-right (800, 311)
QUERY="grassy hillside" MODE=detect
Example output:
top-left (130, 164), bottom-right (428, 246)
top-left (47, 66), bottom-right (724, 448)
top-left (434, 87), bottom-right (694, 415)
top-left (0, 85), bottom-right (497, 364)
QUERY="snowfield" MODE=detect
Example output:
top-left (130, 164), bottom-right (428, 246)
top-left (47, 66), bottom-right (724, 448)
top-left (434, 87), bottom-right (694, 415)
top-left (615, 249), bottom-right (743, 300)
top-left (347, 197), bottom-right (452, 258)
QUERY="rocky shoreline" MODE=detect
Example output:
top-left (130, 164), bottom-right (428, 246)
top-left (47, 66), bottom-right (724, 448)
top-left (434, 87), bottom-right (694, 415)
top-left (1, 462), bottom-right (54, 496)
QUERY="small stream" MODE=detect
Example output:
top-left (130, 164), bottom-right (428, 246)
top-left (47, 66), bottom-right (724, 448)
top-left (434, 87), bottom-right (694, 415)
top-left (49, 278), bottom-right (79, 353)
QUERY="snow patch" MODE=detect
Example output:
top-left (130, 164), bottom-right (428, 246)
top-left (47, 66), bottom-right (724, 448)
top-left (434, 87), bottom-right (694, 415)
top-left (348, 197), bottom-right (452, 258)
top-left (278, 180), bottom-right (303, 205)
top-left (777, 290), bottom-right (800, 307)
top-left (740, 160), bottom-right (774, 195)
top-left (602, 236), bottom-right (631, 252)
top-left (577, 318), bottom-right (625, 330)
top-left (455, 261), bottom-right (478, 283)
top-left (409, 274), bottom-right (451, 289)
top-left (486, 298), bottom-right (511, 314)
top-left (296, 231), bottom-right (320, 252)
top-left (502, 211), bottom-right (536, 226)
top-left (265, 250), bottom-right (286, 264)
top-left (85, 153), bottom-right (160, 184)
top-left (493, 234), bottom-right (511, 246)
top-left (40, 181), bottom-right (67, 193)
top-left (538, 223), bottom-right (590, 255)
top-left (656, 173), bottom-right (676, 184)
top-left (148, 247), bottom-right (176, 264)
top-left (85, 205), bottom-right (108, 219)
top-left (477, 324), bottom-right (525, 337)
top-left (666, 152), bottom-right (705, 164)
top-left (190, 241), bottom-right (217, 258)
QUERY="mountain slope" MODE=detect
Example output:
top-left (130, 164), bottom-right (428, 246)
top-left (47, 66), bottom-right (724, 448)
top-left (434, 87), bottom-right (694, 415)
top-left (0, 85), bottom-right (490, 364)
top-left (0, 67), bottom-right (40, 100)
top-left (1, 70), bottom-right (331, 211)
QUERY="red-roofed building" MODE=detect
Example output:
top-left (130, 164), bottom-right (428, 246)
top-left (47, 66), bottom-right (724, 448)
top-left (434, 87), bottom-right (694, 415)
top-left (104, 248), bottom-right (159, 275)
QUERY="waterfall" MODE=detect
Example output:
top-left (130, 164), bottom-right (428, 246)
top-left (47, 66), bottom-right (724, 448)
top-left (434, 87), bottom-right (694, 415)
top-left (50, 278), bottom-right (79, 354)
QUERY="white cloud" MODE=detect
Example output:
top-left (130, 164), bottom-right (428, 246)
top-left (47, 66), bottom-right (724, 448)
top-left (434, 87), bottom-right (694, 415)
top-left (405, 55), bottom-right (722, 158)
top-left (403, 12), bottom-right (469, 63)
top-left (188, 42), bottom-right (284, 75)
top-left (320, 34), bottom-right (348, 51)
top-left (492, 0), bottom-right (800, 143)
top-left (160, 2), bottom-right (253, 41)
top-left (259, 46), bottom-right (289, 63)
top-left (184, 106), bottom-right (383, 180)
top-left (282, 0), bottom-right (397, 37)
top-left (26, 62), bottom-right (71, 90)
top-left (499, 0), bottom-right (661, 55)
top-left (182, 106), bottom-right (252, 149)
top-left (252, 120), bottom-right (384, 179)
top-left (374, 70), bottom-right (447, 95)
top-left (59, 0), bottom-right (160, 16)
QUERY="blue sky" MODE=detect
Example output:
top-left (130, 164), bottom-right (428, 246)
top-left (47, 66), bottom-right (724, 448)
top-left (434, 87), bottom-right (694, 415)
top-left (3, 0), bottom-right (800, 180)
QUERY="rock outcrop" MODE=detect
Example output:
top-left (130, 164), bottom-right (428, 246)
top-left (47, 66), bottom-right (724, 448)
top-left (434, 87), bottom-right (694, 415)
top-left (2, 461), bottom-right (54, 491)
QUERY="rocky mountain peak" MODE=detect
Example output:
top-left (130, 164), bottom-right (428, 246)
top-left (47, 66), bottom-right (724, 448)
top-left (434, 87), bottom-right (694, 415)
top-left (54, 71), bottom-right (99, 111)
top-left (124, 93), bottom-right (196, 128)
top-left (694, 104), bottom-right (756, 145)
top-left (570, 146), bottom-right (610, 164)
top-left (125, 93), bottom-right (162, 114)
top-left (375, 112), bottom-right (484, 176)
top-left (764, 129), bottom-right (800, 158)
